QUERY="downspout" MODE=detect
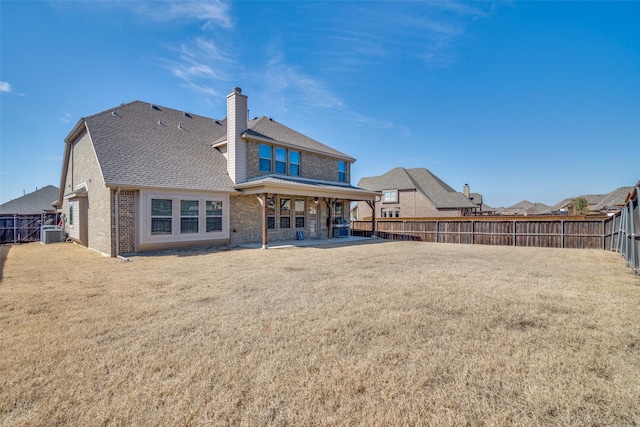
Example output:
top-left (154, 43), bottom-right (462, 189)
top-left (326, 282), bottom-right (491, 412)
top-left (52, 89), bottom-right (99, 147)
top-left (115, 187), bottom-right (121, 257)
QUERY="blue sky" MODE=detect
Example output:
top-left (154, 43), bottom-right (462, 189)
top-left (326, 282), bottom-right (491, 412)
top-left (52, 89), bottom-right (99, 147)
top-left (1, 1), bottom-right (638, 208)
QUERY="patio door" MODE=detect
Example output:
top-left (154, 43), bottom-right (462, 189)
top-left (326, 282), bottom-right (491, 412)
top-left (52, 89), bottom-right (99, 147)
top-left (308, 204), bottom-right (317, 237)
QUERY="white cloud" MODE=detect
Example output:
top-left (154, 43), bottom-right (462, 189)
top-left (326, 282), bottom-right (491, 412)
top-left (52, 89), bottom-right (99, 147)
top-left (60, 112), bottom-right (72, 124)
top-left (132, 0), bottom-right (232, 29)
top-left (0, 81), bottom-right (11, 92)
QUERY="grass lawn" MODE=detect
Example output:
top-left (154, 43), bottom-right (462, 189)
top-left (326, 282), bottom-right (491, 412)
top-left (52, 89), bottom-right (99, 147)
top-left (1, 240), bottom-right (639, 426)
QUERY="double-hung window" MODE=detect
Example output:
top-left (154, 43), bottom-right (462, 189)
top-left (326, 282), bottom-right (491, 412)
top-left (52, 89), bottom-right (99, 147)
top-left (206, 201), bottom-right (223, 232)
top-left (180, 200), bottom-right (199, 233)
top-left (289, 151), bottom-right (300, 177)
top-left (295, 199), bottom-right (305, 228)
top-left (151, 199), bottom-right (172, 235)
top-left (267, 199), bottom-right (275, 229)
top-left (259, 144), bottom-right (272, 172)
top-left (280, 198), bottom-right (291, 228)
top-left (275, 147), bottom-right (287, 174)
top-left (338, 161), bottom-right (346, 182)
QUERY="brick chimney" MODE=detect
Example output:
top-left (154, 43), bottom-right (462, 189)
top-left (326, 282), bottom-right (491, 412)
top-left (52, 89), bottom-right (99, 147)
top-left (226, 87), bottom-right (248, 184)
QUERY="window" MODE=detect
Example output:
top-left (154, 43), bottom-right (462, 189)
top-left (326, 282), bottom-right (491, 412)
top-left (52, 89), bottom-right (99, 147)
top-left (206, 201), bottom-right (223, 232)
top-left (395, 211), bottom-right (400, 218)
top-left (338, 161), bottom-right (346, 182)
top-left (68, 202), bottom-right (74, 225)
top-left (275, 147), bottom-right (287, 174)
top-left (382, 189), bottom-right (398, 203)
top-left (280, 198), bottom-right (291, 228)
top-left (295, 199), bottom-right (305, 228)
top-left (267, 198), bottom-right (275, 229)
top-left (335, 201), bottom-right (343, 217)
top-left (180, 200), bottom-right (199, 233)
top-left (259, 144), bottom-right (272, 172)
top-left (289, 151), bottom-right (300, 177)
top-left (151, 199), bottom-right (172, 235)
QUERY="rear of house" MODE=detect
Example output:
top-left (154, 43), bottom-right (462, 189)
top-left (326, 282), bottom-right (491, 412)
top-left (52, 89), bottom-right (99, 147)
top-left (57, 88), bottom-right (377, 256)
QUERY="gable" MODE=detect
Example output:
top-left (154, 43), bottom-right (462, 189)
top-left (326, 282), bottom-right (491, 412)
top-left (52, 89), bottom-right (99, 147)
top-left (83, 101), bottom-right (235, 192)
top-left (359, 167), bottom-right (475, 209)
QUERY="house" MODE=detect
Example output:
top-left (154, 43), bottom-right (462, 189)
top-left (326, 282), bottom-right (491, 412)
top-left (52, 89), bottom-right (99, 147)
top-left (593, 187), bottom-right (635, 215)
top-left (501, 200), bottom-right (550, 216)
top-left (0, 185), bottom-right (59, 215)
top-left (356, 167), bottom-right (476, 219)
top-left (545, 187), bottom-right (633, 215)
top-left (56, 87), bottom-right (377, 256)
top-left (0, 185), bottom-right (60, 244)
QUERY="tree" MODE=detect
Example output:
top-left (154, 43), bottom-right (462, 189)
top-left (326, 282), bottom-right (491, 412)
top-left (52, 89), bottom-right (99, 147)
top-left (570, 197), bottom-right (588, 215)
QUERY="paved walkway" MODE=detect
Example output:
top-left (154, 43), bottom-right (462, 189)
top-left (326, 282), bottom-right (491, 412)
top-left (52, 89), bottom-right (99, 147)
top-left (240, 235), bottom-right (377, 249)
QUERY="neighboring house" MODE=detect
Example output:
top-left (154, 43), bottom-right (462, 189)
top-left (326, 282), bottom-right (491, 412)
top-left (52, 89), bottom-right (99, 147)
top-left (593, 187), bottom-right (635, 215)
top-left (0, 185), bottom-right (59, 215)
top-left (57, 87), bottom-right (377, 256)
top-left (544, 194), bottom-right (604, 215)
top-left (0, 185), bottom-right (60, 244)
top-left (462, 183), bottom-right (492, 215)
top-left (501, 200), bottom-right (550, 216)
top-left (356, 167), bottom-right (476, 219)
top-left (545, 188), bottom-right (633, 215)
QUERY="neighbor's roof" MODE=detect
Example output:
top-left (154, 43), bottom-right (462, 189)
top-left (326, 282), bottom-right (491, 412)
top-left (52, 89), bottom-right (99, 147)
top-left (75, 101), bottom-right (235, 192)
top-left (358, 167), bottom-right (476, 209)
top-left (0, 185), bottom-right (59, 214)
top-left (544, 192), bottom-right (613, 213)
top-left (594, 187), bottom-right (635, 210)
top-left (502, 200), bottom-right (550, 215)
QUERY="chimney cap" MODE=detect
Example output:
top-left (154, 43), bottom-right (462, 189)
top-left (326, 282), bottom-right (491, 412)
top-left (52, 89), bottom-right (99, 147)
top-left (232, 87), bottom-right (242, 93)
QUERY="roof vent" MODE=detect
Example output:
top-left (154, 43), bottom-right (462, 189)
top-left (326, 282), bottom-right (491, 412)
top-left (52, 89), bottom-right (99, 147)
top-left (157, 119), bottom-right (163, 126)
top-left (178, 121), bottom-right (184, 130)
top-left (151, 104), bottom-right (161, 111)
top-left (183, 112), bottom-right (192, 118)
top-left (214, 120), bottom-right (221, 125)
top-left (111, 109), bottom-right (117, 116)
top-left (233, 87), bottom-right (242, 93)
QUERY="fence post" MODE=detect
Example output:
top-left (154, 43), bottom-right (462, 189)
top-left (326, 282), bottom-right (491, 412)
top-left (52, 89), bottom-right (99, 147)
top-left (629, 197), bottom-right (637, 275)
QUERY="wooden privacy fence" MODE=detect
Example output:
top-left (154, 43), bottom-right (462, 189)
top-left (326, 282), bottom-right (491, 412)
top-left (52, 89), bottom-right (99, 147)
top-left (0, 213), bottom-right (61, 244)
top-left (351, 216), bottom-right (609, 249)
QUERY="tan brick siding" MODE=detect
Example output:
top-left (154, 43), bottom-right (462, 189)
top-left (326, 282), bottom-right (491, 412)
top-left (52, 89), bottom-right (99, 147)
top-left (245, 140), bottom-right (350, 183)
top-left (229, 195), bottom-right (350, 245)
top-left (61, 131), bottom-right (112, 255)
top-left (112, 189), bottom-right (136, 255)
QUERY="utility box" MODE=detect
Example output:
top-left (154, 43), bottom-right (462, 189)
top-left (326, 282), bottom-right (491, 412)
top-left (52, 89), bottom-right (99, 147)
top-left (41, 225), bottom-right (63, 244)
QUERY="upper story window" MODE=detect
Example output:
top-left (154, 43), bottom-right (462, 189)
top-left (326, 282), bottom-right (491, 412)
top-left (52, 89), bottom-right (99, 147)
top-left (259, 144), bottom-right (272, 172)
top-left (382, 189), bottom-right (398, 203)
top-left (289, 151), bottom-right (300, 177)
top-left (275, 147), bottom-right (287, 174)
top-left (259, 144), bottom-right (301, 177)
top-left (338, 161), bottom-right (346, 182)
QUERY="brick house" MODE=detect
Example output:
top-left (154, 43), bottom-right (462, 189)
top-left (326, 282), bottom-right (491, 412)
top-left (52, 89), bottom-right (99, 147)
top-left (57, 87), bottom-right (377, 256)
top-left (356, 167), bottom-right (476, 219)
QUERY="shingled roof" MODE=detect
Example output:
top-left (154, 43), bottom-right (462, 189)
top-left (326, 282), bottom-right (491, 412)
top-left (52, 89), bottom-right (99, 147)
top-left (76, 101), bottom-right (235, 192)
top-left (0, 185), bottom-right (59, 214)
top-left (243, 116), bottom-right (355, 161)
top-left (358, 167), bottom-right (476, 209)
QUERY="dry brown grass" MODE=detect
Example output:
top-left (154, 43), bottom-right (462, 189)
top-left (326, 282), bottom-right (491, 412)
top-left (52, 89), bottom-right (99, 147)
top-left (1, 240), bottom-right (639, 426)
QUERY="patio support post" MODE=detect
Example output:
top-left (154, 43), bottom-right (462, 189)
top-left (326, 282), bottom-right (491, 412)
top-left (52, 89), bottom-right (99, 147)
top-left (261, 193), bottom-right (268, 249)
